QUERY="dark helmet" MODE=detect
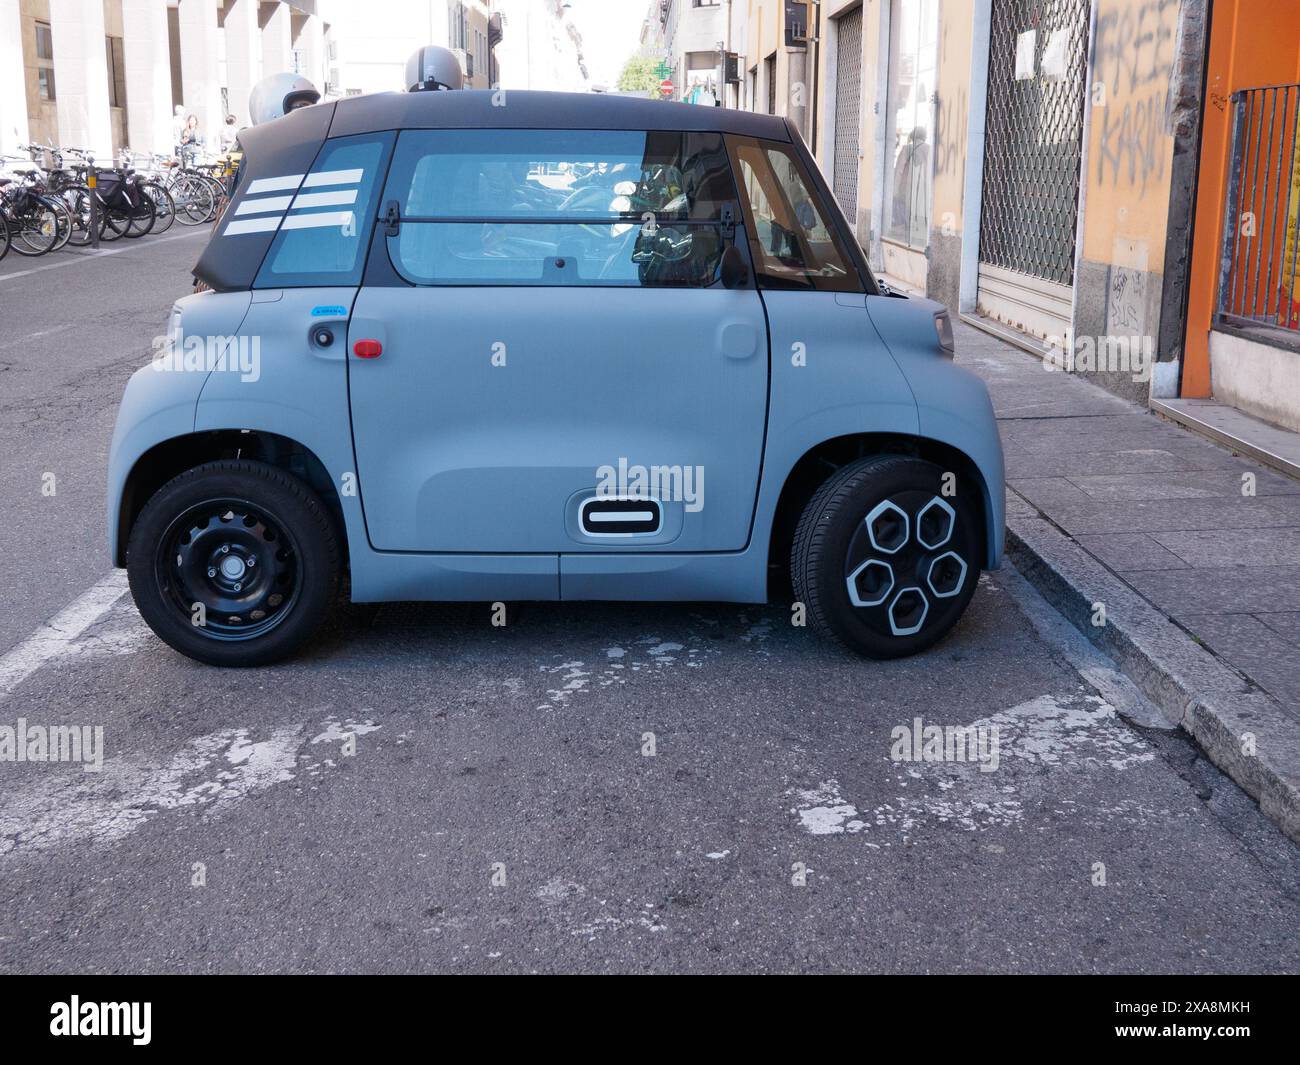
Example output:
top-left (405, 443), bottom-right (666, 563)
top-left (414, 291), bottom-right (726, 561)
top-left (405, 45), bottom-right (464, 92)
top-left (249, 73), bottom-right (321, 125)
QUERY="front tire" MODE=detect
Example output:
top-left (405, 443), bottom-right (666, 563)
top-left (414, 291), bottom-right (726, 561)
top-left (792, 455), bottom-right (981, 659)
top-left (126, 461), bottom-right (340, 666)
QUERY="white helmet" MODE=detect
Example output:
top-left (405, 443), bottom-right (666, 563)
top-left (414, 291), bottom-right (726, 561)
top-left (249, 72), bottom-right (321, 125)
top-left (405, 45), bottom-right (464, 92)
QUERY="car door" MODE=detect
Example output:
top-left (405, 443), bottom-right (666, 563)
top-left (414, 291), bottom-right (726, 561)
top-left (347, 127), bottom-right (769, 554)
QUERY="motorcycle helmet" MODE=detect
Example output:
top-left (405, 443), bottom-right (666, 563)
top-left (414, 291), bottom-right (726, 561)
top-left (249, 72), bottom-right (321, 125)
top-left (405, 45), bottom-right (464, 92)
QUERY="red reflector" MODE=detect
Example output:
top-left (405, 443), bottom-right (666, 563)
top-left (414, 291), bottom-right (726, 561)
top-left (353, 339), bottom-right (382, 359)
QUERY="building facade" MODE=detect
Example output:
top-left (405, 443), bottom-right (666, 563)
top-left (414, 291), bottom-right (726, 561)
top-left (728, 0), bottom-right (1300, 430)
top-left (652, 0), bottom-right (726, 104)
top-left (319, 0), bottom-right (493, 98)
top-left (491, 0), bottom-right (587, 92)
top-left (2, 0), bottom-right (333, 158)
top-left (0, 0), bottom-right (567, 163)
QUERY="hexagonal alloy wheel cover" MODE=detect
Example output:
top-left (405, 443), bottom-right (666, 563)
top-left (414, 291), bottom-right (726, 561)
top-left (926, 550), bottom-right (968, 599)
top-left (846, 558), bottom-right (895, 608)
top-left (865, 499), bottom-right (909, 555)
top-left (916, 496), bottom-right (956, 550)
top-left (888, 586), bottom-right (929, 636)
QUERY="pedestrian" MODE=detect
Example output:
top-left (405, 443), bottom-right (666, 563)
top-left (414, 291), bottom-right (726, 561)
top-left (219, 114), bottom-right (238, 153)
top-left (179, 114), bottom-right (202, 165)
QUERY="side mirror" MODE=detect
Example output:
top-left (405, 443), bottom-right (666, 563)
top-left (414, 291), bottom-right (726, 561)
top-left (720, 244), bottom-right (750, 289)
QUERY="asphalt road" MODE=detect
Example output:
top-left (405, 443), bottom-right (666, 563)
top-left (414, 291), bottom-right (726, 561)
top-left (0, 231), bottom-right (1296, 974)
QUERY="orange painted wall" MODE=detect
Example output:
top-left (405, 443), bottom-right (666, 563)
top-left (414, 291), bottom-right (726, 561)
top-left (1182, 0), bottom-right (1300, 397)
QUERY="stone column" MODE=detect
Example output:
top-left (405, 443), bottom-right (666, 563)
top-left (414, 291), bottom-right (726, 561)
top-left (121, 0), bottom-right (173, 155)
top-left (261, 1), bottom-right (293, 77)
top-left (49, 0), bottom-right (114, 156)
top-left (0, 0), bottom-right (29, 156)
top-left (178, 0), bottom-right (222, 152)
top-left (224, 0), bottom-right (261, 127)
top-left (293, 12), bottom-right (326, 93)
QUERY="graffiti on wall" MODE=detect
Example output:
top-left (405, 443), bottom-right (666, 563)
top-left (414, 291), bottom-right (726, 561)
top-left (1091, 0), bottom-right (1177, 194)
top-left (1081, 0), bottom-right (1180, 265)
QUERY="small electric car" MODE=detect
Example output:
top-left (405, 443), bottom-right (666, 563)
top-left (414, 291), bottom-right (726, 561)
top-left (108, 90), bottom-right (1004, 666)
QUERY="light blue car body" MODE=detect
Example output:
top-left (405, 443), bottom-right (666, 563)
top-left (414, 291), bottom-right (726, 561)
top-left (107, 94), bottom-right (1004, 605)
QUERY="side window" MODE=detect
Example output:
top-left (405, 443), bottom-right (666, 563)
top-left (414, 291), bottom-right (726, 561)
top-left (728, 136), bottom-right (861, 292)
top-left (383, 129), bottom-right (742, 287)
top-left (254, 132), bottom-right (393, 288)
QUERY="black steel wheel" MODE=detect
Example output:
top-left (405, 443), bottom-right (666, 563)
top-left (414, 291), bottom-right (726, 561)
top-left (127, 461), bottom-right (340, 666)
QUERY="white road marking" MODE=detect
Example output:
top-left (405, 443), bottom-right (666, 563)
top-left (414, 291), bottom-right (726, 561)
top-left (21, 323), bottom-right (75, 341)
top-left (0, 715), bottom-right (379, 861)
top-left (0, 571), bottom-right (129, 704)
top-left (0, 228), bottom-right (208, 283)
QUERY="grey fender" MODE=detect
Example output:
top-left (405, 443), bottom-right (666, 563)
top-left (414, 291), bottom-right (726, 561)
top-left (191, 287), bottom-right (365, 563)
top-left (865, 293), bottom-right (1006, 567)
top-left (107, 291), bottom-right (252, 564)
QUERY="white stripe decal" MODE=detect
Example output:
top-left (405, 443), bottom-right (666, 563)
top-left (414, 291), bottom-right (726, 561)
top-left (302, 168), bottom-right (363, 187)
top-left (291, 189), bottom-right (358, 210)
top-left (279, 210), bottom-right (354, 231)
top-left (245, 173), bottom-right (305, 194)
top-left (234, 194), bottom-right (294, 215)
top-left (224, 215), bottom-right (284, 235)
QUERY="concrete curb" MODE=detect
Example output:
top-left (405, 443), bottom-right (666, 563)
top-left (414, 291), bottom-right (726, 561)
top-left (1004, 493), bottom-right (1300, 843)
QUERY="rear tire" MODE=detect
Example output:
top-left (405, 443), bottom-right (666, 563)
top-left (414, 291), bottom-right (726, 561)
top-left (792, 455), bottom-right (982, 659)
top-left (126, 461), bottom-right (341, 667)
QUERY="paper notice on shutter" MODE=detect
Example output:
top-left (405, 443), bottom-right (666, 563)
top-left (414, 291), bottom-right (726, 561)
top-left (1041, 28), bottom-right (1069, 80)
top-left (1014, 30), bottom-right (1036, 81)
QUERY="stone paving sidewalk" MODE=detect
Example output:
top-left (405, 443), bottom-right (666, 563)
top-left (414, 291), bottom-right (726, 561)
top-left (954, 320), bottom-right (1300, 720)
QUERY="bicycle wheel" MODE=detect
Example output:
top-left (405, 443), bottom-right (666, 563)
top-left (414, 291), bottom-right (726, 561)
top-left (99, 195), bottom-right (128, 241)
top-left (0, 214), bottom-right (10, 261)
top-left (121, 190), bottom-right (156, 238)
top-left (142, 181), bottom-right (175, 234)
top-left (61, 186), bottom-right (100, 247)
top-left (199, 175), bottom-right (224, 222)
top-left (10, 202), bottom-right (59, 256)
top-left (40, 195), bottom-right (73, 251)
top-left (171, 175), bottom-right (214, 226)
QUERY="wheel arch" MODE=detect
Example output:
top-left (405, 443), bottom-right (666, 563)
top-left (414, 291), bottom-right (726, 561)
top-left (766, 433), bottom-right (995, 600)
top-left (115, 430), bottom-right (347, 569)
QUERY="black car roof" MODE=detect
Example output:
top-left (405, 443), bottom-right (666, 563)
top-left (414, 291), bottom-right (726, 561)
top-left (327, 89), bottom-right (793, 141)
top-left (194, 91), bottom-right (798, 292)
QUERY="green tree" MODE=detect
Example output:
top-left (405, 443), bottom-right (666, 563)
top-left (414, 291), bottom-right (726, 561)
top-left (617, 55), bottom-right (660, 97)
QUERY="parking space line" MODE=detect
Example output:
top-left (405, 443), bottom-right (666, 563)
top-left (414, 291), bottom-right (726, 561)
top-left (0, 571), bottom-right (129, 703)
top-left (0, 229), bottom-right (208, 283)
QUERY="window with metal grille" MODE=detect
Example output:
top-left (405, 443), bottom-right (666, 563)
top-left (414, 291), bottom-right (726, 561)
top-left (765, 54), bottom-right (776, 114)
top-left (36, 21), bottom-right (55, 101)
top-left (1218, 84), bottom-right (1300, 335)
top-left (977, 0), bottom-right (1088, 285)
top-left (832, 6), bottom-right (864, 227)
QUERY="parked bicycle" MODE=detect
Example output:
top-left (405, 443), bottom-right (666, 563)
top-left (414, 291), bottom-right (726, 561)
top-left (0, 154), bottom-right (70, 256)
